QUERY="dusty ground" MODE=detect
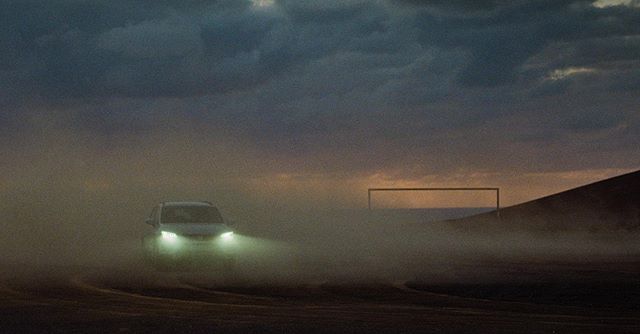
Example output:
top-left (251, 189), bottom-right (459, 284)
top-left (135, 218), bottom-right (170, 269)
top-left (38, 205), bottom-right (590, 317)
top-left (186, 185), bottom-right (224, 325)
top-left (2, 260), bottom-right (639, 333)
top-left (2, 172), bottom-right (639, 333)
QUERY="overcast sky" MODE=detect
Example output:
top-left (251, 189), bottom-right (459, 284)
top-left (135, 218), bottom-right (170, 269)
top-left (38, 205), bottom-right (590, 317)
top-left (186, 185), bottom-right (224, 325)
top-left (1, 0), bottom-right (639, 208)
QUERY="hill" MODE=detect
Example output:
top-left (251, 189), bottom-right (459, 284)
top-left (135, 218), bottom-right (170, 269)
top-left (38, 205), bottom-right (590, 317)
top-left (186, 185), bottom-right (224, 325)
top-left (449, 170), bottom-right (640, 232)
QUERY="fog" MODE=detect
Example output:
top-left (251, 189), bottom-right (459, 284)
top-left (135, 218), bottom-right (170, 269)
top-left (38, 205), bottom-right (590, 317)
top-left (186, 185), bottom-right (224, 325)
top-left (2, 187), bottom-right (639, 286)
top-left (1, 124), bottom-right (639, 286)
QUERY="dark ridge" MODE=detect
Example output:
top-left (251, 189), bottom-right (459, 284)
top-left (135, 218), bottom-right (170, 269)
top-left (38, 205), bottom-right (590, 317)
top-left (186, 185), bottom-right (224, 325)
top-left (449, 170), bottom-right (640, 232)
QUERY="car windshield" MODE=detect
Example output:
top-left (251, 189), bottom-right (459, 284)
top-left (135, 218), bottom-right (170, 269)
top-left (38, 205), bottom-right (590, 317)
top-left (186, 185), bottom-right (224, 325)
top-left (161, 206), bottom-right (224, 224)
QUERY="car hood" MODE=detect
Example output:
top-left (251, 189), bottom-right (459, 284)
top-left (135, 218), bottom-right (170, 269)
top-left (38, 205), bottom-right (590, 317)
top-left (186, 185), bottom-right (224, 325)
top-left (159, 223), bottom-right (232, 236)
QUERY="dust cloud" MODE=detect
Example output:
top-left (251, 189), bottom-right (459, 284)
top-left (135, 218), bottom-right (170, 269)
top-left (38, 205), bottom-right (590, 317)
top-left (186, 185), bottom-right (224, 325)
top-left (1, 122), bottom-right (639, 285)
top-left (2, 189), bottom-right (639, 286)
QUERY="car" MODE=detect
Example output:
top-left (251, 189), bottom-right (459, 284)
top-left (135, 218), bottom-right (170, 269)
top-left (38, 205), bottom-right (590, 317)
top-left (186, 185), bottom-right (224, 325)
top-left (142, 201), bottom-right (236, 271)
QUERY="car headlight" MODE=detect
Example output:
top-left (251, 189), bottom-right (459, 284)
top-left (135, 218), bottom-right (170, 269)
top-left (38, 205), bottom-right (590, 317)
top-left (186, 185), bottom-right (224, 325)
top-left (220, 231), bottom-right (234, 240)
top-left (161, 231), bottom-right (178, 242)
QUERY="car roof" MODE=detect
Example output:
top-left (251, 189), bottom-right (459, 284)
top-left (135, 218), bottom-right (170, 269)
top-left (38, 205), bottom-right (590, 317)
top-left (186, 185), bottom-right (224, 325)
top-left (162, 201), bottom-right (213, 207)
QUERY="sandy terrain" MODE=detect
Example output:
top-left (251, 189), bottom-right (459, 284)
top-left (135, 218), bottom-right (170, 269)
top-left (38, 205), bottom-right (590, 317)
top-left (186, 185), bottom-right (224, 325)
top-left (1, 260), bottom-right (640, 333)
top-left (1, 171), bottom-right (639, 333)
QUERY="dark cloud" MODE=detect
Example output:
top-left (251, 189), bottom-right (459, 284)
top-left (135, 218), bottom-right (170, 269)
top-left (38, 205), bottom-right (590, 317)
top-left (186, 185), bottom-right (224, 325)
top-left (0, 0), bottom-right (639, 184)
top-left (1, 0), bottom-right (395, 99)
top-left (395, 0), bottom-right (522, 13)
top-left (410, 0), bottom-right (640, 87)
top-left (3, 0), bottom-right (638, 97)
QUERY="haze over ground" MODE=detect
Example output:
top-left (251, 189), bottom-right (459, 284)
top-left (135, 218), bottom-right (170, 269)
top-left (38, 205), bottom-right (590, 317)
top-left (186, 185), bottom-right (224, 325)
top-left (0, 171), bottom-right (639, 333)
top-left (2, 170), bottom-right (639, 285)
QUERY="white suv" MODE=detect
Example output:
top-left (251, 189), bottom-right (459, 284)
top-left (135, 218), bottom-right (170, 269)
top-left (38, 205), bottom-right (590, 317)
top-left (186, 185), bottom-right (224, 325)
top-left (143, 201), bottom-right (236, 271)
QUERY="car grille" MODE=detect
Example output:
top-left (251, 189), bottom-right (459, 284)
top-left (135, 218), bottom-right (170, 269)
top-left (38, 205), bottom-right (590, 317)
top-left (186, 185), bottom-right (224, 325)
top-left (182, 234), bottom-right (216, 241)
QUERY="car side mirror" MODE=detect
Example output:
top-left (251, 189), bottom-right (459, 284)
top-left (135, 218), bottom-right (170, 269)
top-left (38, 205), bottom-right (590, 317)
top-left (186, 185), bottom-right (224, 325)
top-left (145, 218), bottom-right (155, 226)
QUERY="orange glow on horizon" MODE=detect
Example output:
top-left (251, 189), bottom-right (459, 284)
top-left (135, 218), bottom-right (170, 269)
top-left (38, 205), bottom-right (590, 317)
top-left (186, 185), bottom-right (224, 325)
top-left (235, 168), bottom-right (636, 210)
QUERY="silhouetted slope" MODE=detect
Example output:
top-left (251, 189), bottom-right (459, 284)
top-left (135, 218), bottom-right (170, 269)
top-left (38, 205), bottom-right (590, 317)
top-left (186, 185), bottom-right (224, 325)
top-left (452, 170), bottom-right (640, 232)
